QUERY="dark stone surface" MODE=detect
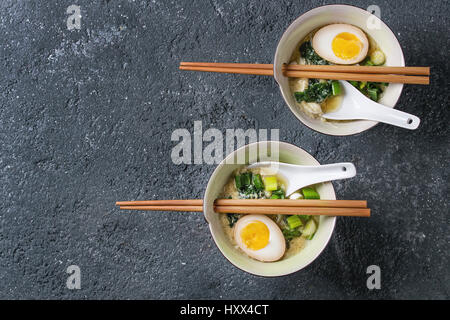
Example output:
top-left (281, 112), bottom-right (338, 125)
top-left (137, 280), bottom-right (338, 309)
top-left (0, 0), bottom-right (448, 299)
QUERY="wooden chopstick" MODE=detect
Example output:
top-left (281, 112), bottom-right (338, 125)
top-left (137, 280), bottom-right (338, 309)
top-left (181, 62), bottom-right (275, 70)
top-left (119, 205), bottom-right (370, 217)
top-left (180, 65), bottom-right (274, 76)
top-left (116, 199), bottom-right (367, 208)
top-left (116, 199), bottom-right (203, 206)
top-left (284, 70), bottom-right (429, 85)
top-left (120, 205), bottom-right (204, 212)
top-left (214, 206), bottom-right (370, 217)
top-left (180, 62), bottom-right (430, 76)
top-left (117, 199), bottom-right (370, 217)
top-left (179, 65), bottom-right (429, 85)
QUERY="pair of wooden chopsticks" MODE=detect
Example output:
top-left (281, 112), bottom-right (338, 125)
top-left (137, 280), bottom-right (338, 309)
top-left (179, 62), bottom-right (430, 85)
top-left (116, 199), bottom-right (370, 217)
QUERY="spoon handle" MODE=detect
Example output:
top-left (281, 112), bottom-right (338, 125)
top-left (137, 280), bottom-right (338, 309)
top-left (285, 163), bottom-right (357, 195)
top-left (299, 163), bottom-right (357, 186)
top-left (359, 102), bottom-right (420, 130)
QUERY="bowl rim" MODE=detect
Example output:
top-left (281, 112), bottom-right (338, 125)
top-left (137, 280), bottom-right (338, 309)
top-left (273, 4), bottom-right (406, 136)
top-left (203, 141), bottom-right (337, 277)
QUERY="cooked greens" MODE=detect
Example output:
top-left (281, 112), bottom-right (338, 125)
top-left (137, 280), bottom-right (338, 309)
top-left (226, 213), bottom-right (240, 227)
top-left (301, 219), bottom-right (317, 240)
top-left (286, 215), bottom-right (302, 229)
top-left (230, 171), bottom-right (320, 242)
top-left (349, 80), bottom-right (387, 102)
top-left (252, 173), bottom-right (264, 190)
top-left (294, 80), bottom-right (332, 103)
top-left (294, 79), bottom-right (341, 104)
top-left (299, 41), bottom-right (329, 65)
top-left (282, 228), bottom-right (302, 241)
top-left (347, 58), bottom-right (388, 102)
top-left (235, 172), bottom-right (265, 199)
top-left (295, 42), bottom-right (338, 104)
top-left (295, 41), bottom-right (386, 103)
top-left (263, 176), bottom-right (278, 191)
top-left (331, 80), bottom-right (341, 95)
top-left (370, 50), bottom-right (386, 66)
top-left (270, 188), bottom-right (285, 199)
top-left (280, 187), bottom-right (320, 243)
top-left (301, 187), bottom-right (320, 199)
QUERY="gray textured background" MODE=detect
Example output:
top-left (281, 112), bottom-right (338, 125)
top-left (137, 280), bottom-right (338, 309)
top-left (0, 0), bottom-right (448, 299)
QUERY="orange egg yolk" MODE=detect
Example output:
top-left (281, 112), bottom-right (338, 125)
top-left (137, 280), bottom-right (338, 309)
top-left (240, 221), bottom-right (270, 250)
top-left (332, 32), bottom-right (362, 60)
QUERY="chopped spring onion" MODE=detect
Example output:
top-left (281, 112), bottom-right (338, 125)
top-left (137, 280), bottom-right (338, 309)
top-left (367, 88), bottom-right (378, 101)
top-left (263, 176), bottom-right (278, 191)
top-left (359, 81), bottom-right (367, 90)
top-left (331, 80), bottom-right (341, 95)
top-left (301, 187), bottom-right (320, 199)
top-left (286, 215), bottom-right (303, 229)
top-left (302, 219), bottom-right (317, 239)
top-left (252, 174), bottom-right (264, 190)
top-left (234, 175), bottom-right (242, 190)
top-left (370, 50), bottom-right (386, 66)
top-left (241, 172), bottom-right (251, 186)
top-left (271, 189), bottom-right (285, 199)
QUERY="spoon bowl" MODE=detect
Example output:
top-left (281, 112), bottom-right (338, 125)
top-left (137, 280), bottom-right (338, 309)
top-left (247, 161), bottom-right (356, 196)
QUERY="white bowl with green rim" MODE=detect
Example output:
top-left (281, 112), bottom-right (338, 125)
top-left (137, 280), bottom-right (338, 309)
top-left (203, 141), bottom-right (336, 276)
top-left (273, 4), bottom-right (405, 136)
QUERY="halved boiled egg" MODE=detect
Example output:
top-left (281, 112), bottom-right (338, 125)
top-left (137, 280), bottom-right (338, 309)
top-left (312, 24), bottom-right (369, 65)
top-left (233, 215), bottom-right (285, 262)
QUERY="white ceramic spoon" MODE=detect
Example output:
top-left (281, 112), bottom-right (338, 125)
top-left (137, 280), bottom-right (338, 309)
top-left (322, 80), bottom-right (420, 129)
top-left (247, 161), bottom-right (356, 196)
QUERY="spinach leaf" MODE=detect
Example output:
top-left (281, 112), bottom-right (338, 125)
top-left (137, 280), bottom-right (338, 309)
top-left (226, 213), bottom-right (240, 227)
top-left (282, 228), bottom-right (302, 240)
top-left (299, 41), bottom-right (329, 65)
top-left (294, 80), bottom-right (333, 103)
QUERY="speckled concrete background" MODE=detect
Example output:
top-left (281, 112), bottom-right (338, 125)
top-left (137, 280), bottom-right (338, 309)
top-left (0, 0), bottom-right (448, 299)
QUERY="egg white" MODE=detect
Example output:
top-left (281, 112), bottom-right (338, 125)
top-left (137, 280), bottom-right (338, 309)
top-left (312, 24), bottom-right (369, 65)
top-left (233, 215), bottom-right (286, 262)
